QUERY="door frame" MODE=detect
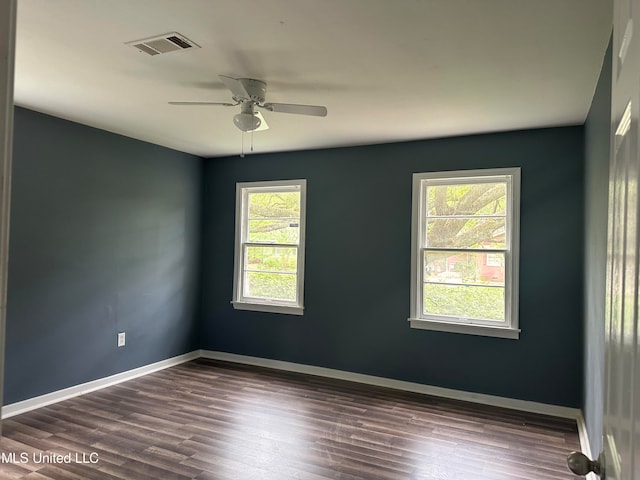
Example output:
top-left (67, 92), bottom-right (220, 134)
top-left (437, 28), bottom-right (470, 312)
top-left (0, 0), bottom-right (17, 435)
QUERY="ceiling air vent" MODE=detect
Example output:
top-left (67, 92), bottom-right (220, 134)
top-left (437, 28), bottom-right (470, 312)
top-left (127, 32), bottom-right (200, 56)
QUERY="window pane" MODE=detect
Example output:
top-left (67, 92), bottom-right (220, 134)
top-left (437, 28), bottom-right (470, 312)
top-left (235, 180), bottom-right (306, 312)
top-left (244, 272), bottom-right (297, 301)
top-left (248, 191), bottom-right (300, 218)
top-left (426, 183), bottom-right (506, 216)
top-left (424, 250), bottom-right (504, 286)
top-left (423, 283), bottom-right (505, 321)
top-left (426, 217), bottom-right (506, 248)
top-left (248, 219), bottom-right (300, 244)
top-left (245, 246), bottom-right (297, 273)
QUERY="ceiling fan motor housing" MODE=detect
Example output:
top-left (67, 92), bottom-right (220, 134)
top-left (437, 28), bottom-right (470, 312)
top-left (236, 78), bottom-right (267, 104)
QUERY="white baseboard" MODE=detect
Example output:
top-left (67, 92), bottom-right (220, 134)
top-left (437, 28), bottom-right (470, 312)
top-left (1, 351), bottom-right (200, 419)
top-left (200, 350), bottom-right (581, 420)
top-left (576, 412), bottom-right (599, 480)
top-left (1, 348), bottom-right (583, 426)
top-left (577, 411), bottom-right (593, 456)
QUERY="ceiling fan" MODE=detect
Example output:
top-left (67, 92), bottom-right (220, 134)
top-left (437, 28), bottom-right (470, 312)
top-left (169, 75), bottom-right (328, 132)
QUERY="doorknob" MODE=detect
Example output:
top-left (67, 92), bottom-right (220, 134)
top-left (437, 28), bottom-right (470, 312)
top-left (566, 451), bottom-right (602, 477)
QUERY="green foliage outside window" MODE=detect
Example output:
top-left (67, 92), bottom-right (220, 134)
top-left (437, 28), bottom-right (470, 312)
top-left (245, 272), bottom-right (297, 301)
top-left (424, 182), bottom-right (508, 321)
top-left (424, 283), bottom-right (504, 321)
top-left (243, 191), bottom-right (301, 301)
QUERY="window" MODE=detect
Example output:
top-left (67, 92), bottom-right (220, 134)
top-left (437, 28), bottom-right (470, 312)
top-left (232, 179), bottom-right (306, 315)
top-left (409, 168), bottom-right (520, 339)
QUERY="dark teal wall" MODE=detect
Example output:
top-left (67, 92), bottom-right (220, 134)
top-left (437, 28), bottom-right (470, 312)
top-left (583, 36), bottom-right (612, 454)
top-left (200, 127), bottom-right (585, 407)
top-left (5, 107), bottom-right (586, 408)
top-left (5, 107), bottom-right (202, 404)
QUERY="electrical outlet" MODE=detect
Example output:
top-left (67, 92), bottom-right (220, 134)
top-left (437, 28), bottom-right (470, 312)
top-left (117, 332), bottom-right (126, 347)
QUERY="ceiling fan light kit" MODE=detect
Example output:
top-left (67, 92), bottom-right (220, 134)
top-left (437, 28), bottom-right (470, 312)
top-left (169, 75), bottom-right (327, 133)
top-left (233, 112), bottom-right (261, 132)
top-left (232, 99), bottom-right (262, 132)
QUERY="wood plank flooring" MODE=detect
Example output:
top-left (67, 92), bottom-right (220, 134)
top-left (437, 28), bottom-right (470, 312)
top-left (0, 359), bottom-right (581, 479)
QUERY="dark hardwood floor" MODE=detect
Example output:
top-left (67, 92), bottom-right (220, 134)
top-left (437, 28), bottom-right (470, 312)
top-left (0, 359), bottom-right (581, 479)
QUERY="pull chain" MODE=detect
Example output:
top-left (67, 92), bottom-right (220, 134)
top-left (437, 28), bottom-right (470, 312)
top-left (251, 130), bottom-right (254, 153)
top-left (240, 131), bottom-right (245, 158)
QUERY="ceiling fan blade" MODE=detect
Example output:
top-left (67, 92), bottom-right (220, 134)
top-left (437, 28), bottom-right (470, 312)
top-left (254, 111), bottom-right (269, 131)
top-left (169, 101), bottom-right (236, 106)
top-left (219, 75), bottom-right (250, 100)
top-left (262, 103), bottom-right (327, 117)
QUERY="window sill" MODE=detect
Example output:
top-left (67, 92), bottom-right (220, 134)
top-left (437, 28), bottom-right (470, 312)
top-left (231, 301), bottom-right (304, 316)
top-left (408, 318), bottom-right (520, 339)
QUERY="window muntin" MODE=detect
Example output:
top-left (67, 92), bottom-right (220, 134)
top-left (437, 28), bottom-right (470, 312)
top-left (233, 180), bottom-right (306, 315)
top-left (410, 169), bottom-right (520, 337)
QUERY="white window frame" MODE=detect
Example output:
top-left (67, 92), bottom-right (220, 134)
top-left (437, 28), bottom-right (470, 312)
top-left (232, 179), bottom-right (307, 315)
top-left (409, 168), bottom-right (521, 339)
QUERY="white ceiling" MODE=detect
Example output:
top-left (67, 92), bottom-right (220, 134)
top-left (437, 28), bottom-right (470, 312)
top-left (14, 0), bottom-right (612, 158)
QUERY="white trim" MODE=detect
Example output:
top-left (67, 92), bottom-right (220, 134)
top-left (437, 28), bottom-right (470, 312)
top-left (577, 411), bottom-right (594, 457)
top-left (576, 412), bottom-right (599, 480)
top-left (410, 168), bottom-right (521, 338)
top-left (0, 0), bottom-right (17, 435)
top-left (416, 168), bottom-right (519, 181)
top-left (200, 350), bottom-right (579, 419)
top-left (1, 351), bottom-right (199, 419)
top-left (231, 300), bottom-right (303, 315)
top-left (232, 179), bottom-right (307, 313)
top-left (409, 318), bottom-right (520, 339)
top-left (1, 349), bottom-right (581, 426)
